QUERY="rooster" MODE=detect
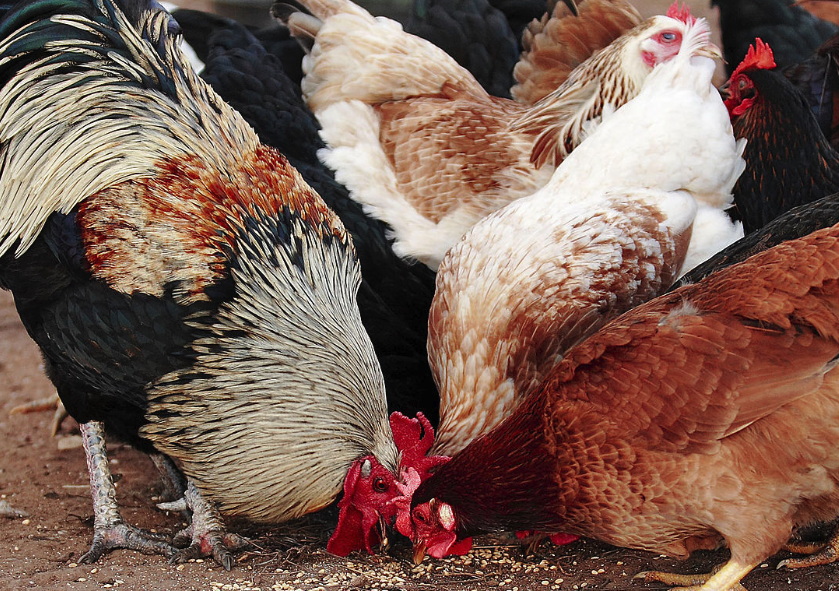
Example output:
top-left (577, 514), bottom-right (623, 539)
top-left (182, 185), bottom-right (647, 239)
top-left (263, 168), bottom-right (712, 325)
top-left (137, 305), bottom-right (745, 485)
top-left (723, 39), bottom-right (839, 233)
top-left (172, 5), bottom-right (441, 426)
top-left (0, 0), bottom-right (424, 567)
top-left (277, 0), bottom-right (707, 269)
top-left (402, 220), bottom-right (839, 591)
top-left (428, 15), bottom-right (744, 457)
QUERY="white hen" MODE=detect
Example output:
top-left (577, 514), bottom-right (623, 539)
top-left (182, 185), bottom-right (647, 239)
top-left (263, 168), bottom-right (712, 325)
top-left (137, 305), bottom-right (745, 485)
top-left (429, 16), bottom-right (745, 456)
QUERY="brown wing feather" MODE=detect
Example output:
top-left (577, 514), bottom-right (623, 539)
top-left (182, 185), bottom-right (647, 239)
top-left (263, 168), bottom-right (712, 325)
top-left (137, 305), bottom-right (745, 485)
top-left (512, 0), bottom-right (642, 105)
top-left (377, 89), bottom-right (530, 221)
top-left (543, 223), bottom-right (839, 456)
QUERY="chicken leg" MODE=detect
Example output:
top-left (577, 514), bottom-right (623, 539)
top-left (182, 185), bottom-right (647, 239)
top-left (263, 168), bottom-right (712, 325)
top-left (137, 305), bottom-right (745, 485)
top-left (634, 559), bottom-right (753, 590)
top-left (158, 481), bottom-right (249, 571)
top-left (78, 421), bottom-right (175, 563)
top-left (778, 527), bottom-right (839, 569)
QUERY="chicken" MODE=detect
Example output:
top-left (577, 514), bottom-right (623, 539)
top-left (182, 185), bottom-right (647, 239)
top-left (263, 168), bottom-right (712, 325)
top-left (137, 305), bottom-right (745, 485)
top-left (428, 16), bottom-right (744, 457)
top-left (402, 0), bottom-right (640, 103)
top-left (171, 6), bottom-right (441, 425)
top-left (713, 0), bottom-right (837, 76)
top-left (402, 220), bottom-right (839, 591)
top-left (0, 0), bottom-right (420, 567)
top-left (277, 0), bottom-right (708, 269)
top-left (512, 0), bottom-right (642, 105)
top-left (797, 0), bottom-right (839, 26)
top-left (723, 39), bottom-right (839, 233)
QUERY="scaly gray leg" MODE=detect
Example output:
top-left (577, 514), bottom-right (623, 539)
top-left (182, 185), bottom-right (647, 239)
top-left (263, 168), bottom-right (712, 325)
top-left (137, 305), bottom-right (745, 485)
top-left (149, 453), bottom-right (187, 502)
top-left (78, 421), bottom-right (175, 563)
top-left (158, 481), bottom-right (249, 571)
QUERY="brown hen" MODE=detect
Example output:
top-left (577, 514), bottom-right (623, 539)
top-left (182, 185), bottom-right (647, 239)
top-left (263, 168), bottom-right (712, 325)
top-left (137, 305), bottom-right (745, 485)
top-left (512, 0), bottom-right (642, 105)
top-left (404, 221), bottom-right (839, 590)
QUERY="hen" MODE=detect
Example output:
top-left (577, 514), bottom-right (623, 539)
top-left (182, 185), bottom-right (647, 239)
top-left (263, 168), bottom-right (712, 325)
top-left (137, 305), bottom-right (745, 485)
top-left (404, 219), bottom-right (839, 591)
top-left (0, 0), bottom-right (418, 567)
top-left (724, 39), bottom-right (839, 233)
top-left (428, 15), bottom-right (744, 456)
top-left (278, 0), bottom-right (706, 269)
top-left (401, 0), bottom-right (523, 99)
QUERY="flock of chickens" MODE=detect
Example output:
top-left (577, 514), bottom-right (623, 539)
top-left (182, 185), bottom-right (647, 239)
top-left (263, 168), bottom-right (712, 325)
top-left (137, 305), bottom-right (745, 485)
top-left (3, 0), bottom-right (839, 588)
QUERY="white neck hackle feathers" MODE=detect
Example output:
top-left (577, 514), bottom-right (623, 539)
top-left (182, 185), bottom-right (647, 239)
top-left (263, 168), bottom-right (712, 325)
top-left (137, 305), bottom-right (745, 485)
top-left (142, 212), bottom-right (398, 521)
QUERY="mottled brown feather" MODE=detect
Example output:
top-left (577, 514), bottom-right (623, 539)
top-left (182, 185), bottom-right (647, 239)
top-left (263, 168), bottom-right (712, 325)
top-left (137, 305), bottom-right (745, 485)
top-left (79, 147), bottom-right (344, 299)
top-left (376, 89), bottom-right (529, 222)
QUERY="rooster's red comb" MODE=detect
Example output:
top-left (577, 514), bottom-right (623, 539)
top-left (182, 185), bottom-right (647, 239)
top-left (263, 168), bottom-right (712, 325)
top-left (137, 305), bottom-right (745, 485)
top-left (666, 1), bottom-right (696, 25)
top-left (731, 39), bottom-right (777, 79)
top-left (390, 412), bottom-right (449, 478)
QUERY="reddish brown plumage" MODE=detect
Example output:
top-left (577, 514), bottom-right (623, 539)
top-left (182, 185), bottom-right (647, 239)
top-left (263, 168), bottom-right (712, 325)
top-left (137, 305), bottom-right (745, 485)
top-left (408, 222), bottom-right (839, 587)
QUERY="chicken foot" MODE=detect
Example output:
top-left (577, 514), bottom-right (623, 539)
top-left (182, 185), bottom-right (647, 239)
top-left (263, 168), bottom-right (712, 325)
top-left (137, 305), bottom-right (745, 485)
top-left (10, 393), bottom-right (68, 436)
top-left (778, 526), bottom-right (839, 569)
top-left (149, 453), bottom-right (187, 502)
top-left (78, 421), bottom-right (176, 564)
top-left (634, 559), bottom-right (753, 590)
top-left (158, 481), bottom-right (249, 571)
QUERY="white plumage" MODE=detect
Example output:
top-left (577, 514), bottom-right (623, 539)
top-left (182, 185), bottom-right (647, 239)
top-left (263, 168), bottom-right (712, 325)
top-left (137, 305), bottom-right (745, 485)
top-left (429, 17), bottom-right (745, 456)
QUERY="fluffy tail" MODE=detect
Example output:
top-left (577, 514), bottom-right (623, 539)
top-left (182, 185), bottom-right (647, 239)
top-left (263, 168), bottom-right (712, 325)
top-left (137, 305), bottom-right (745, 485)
top-left (273, 0), bottom-right (484, 111)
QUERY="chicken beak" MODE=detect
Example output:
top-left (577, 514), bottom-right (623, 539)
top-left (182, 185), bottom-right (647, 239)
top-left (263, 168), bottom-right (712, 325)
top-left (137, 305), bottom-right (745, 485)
top-left (412, 540), bottom-right (427, 564)
top-left (695, 42), bottom-right (723, 61)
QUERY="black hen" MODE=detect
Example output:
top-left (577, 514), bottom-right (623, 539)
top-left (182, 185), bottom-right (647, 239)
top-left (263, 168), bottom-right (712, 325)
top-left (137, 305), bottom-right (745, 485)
top-left (403, 0), bottom-right (521, 98)
top-left (724, 39), bottom-right (839, 234)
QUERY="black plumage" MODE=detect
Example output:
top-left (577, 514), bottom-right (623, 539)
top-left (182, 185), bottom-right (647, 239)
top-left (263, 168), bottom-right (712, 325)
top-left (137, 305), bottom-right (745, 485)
top-left (404, 0), bottom-right (521, 98)
top-left (713, 0), bottom-right (837, 76)
top-left (726, 66), bottom-right (839, 234)
top-left (678, 192), bottom-right (839, 287)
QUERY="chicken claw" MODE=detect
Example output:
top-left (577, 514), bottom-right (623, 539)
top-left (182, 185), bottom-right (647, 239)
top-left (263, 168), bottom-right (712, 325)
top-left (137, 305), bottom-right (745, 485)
top-left (778, 528), bottom-right (839, 569)
top-left (161, 481), bottom-right (250, 570)
top-left (10, 394), bottom-right (68, 436)
top-left (78, 421), bottom-right (175, 563)
top-left (633, 559), bottom-right (752, 590)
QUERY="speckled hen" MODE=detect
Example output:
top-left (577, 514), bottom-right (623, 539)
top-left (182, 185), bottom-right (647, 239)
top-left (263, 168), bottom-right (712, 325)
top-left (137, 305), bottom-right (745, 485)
top-left (0, 0), bottom-right (404, 568)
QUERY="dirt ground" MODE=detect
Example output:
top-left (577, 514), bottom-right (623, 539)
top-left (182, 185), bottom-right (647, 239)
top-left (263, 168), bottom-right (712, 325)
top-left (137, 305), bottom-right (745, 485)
top-left (3, 1), bottom-right (839, 590)
top-left (2, 288), bottom-right (839, 590)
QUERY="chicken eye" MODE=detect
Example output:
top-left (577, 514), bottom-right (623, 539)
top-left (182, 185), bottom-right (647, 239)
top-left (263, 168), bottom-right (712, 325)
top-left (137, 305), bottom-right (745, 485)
top-left (414, 512), bottom-right (427, 524)
top-left (372, 476), bottom-right (388, 492)
top-left (737, 78), bottom-right (748, 90)
top-left (661, 32), bottom-right (676, 42)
